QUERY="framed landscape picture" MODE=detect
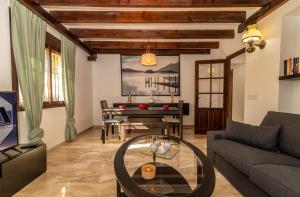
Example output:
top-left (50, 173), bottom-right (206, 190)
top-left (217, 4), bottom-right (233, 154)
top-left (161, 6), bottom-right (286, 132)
top-left (121, 55), bottom-right (180, 96)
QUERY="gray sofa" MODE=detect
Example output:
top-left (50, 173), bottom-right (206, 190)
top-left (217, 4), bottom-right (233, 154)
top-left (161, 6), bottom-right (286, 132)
top-left (208, 111), bottom-right (300, 197)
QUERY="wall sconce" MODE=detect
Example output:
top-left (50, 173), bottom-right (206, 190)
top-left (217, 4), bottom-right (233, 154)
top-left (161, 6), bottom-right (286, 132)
top-left (241, 24), bottom-right (266, 53)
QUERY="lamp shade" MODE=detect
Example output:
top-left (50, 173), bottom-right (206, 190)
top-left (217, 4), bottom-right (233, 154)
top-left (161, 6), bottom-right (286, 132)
top-left (141, 52), bottom-right (157, 66)
top-left (241, 24), bottom-right (262, 43)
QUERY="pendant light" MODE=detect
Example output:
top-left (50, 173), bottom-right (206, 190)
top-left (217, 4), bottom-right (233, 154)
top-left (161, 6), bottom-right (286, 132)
top-left (141, 41), bottom-right (157, 66)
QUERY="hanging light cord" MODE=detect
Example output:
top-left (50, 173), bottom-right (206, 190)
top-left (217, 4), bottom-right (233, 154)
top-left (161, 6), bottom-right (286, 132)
top-left (146, 44), bottom-right (151, 53)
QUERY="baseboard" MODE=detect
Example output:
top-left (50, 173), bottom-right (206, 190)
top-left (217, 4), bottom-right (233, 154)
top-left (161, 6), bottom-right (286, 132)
top-left (47, 126), bottom-right (94, 152)
top-left (94, 124), bottom-right (194, 128)
top-left (78, 126), bottom-right (94, 135)
top-left (184, 125), bottom-right (194, 129)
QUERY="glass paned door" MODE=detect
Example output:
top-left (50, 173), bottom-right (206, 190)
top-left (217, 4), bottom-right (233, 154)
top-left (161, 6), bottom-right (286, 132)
top-left (195, 60), bottom-right (227, 134)
top-left (197, 63), bottom-right (224, 109)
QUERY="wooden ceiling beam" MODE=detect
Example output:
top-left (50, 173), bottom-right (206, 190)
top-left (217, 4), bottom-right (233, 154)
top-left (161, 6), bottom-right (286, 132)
top-left (50, 11), bottom-right (246, 23)
top-left (70, 29), bottom-right (235, 39)
top-left (37, 0), bottom-right (267, 7)
top-left (93, 49), bottom-right (211, 55)
top-left (18, 0), bottom-right (95, 55)
top-left (227, 48), bottom-right (246, 59)
top-left (84, 41), bottom-right (219, 49)
top-left (238, 0), bottom-right (289, 33)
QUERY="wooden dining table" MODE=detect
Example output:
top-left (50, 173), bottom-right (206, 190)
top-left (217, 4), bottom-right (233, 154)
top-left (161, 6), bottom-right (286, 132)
top-left (102, 102), bottom-right (184, 140)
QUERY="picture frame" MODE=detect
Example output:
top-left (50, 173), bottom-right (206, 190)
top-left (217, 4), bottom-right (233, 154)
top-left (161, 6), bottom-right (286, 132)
top-left (121, 55), bottom-right (181, 96)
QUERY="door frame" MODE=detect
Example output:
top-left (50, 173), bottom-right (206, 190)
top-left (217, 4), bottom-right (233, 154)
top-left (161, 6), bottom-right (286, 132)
top-left (194, 59), bottom-right (228, 134)
top-left (194, 48), bottom-right (246, 134)
top-left (226, 48), bottom-right (246, 120)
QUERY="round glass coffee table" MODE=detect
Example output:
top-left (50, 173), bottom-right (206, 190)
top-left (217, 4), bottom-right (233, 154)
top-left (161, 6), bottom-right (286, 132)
top-left (114, 135), bottom-right (215, 197)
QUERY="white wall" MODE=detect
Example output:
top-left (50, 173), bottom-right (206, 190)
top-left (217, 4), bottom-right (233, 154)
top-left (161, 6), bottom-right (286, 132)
top-left (232, 62), bottom-right (245, 122)
top-left (244, 0), bottom-right (300, 125)
top-left (0, 0), bottom-right (11, 91)
top-left (0, 1), bottom-right (93, 149)
top-left (92, 54), bottom-right (211, 126)
top-left (74, 48), bottom-right (93, 133)
top-left (278, 13), bottom-right (300, 114)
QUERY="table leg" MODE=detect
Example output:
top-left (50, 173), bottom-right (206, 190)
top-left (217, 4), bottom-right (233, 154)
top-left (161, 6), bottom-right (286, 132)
top-left (101, 126), bottom-right (106, 144)
top-left (179, 101), bottom-right (184, 139)
top-left (116, 180), bottom-right (121, 197)
top-left (165, 123), bottom-right (170, 136)
top-left (106, 125), bottom-right (109, 136)
top-left (119, 123), bottom-right (126, 141)
top-left (117, 123), bottom-right (121, 141)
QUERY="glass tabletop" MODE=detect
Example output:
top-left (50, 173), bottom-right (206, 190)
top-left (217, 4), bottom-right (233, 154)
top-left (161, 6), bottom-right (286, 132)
top-left (123, 135), bottom-right (205, 196)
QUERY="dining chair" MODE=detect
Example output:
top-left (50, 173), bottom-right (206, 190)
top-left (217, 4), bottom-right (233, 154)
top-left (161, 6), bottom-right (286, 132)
top-left (162, 101), bottom-right (183, 136)
top-left (100, 100), bottom-right (126, 143)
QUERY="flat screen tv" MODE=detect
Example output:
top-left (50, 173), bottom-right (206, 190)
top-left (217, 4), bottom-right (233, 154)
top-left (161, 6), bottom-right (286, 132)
top-left (0, 91), bottom-right (18, 152)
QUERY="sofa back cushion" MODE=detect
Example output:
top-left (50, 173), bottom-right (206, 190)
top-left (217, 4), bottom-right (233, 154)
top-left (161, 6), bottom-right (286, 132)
top-left (261, 111), bottom-right (300, 159)
top-left (224, 120), bottom-right (280, 151)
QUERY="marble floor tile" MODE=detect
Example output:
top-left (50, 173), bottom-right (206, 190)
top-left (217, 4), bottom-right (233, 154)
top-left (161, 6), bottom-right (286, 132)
top-left (14, 127), bottom-right (242, 197)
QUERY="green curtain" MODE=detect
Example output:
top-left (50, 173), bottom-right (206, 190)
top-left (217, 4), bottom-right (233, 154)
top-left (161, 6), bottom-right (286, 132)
top-left (62, 36), bottom-right (77, 142)
top-left (10, 0), bottom-right (46, 143)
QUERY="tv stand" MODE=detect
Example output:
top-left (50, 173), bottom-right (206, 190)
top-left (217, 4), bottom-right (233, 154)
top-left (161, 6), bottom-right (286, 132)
top-left (2, 147), bottom-right (23, 159)
top-left (0, 144), bottom-right (46, 197)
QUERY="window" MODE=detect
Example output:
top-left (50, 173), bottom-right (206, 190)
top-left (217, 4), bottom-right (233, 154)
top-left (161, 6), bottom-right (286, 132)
top-left (13, 33), bottom-right (65, 110)
top-left (17, 48), bottom-right (64, 110)
top-left (44, 48), bottom-right (64, 104)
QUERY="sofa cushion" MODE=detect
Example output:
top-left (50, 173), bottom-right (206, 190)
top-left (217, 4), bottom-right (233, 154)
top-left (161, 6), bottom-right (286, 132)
top-left (250, 165), bottom-right (300, 197)
top-left (224, 120), bottom-right (280, 151)
top-left (261, 111), bottom-right (300, 159)
top-left (213, 139), bottom-right (300, 176)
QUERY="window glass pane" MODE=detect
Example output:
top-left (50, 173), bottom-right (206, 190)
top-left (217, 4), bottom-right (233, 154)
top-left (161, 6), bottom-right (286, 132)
top-left (211, 94), bottom-right (223, 108)
top-left (211, 64), bottom-right (224, 78)
top-left (198, 94), bottom-right (210, 108)
top-left (51, 51), bottom-right (64, 102)
top-left (198, 79), bottom-right (210, 93)
top-left (198, 64), bottom-right (210, 78)
top-left (44, 49), bottom-right (51, 102)
top-left (212, 79), bottom-right (224, 93)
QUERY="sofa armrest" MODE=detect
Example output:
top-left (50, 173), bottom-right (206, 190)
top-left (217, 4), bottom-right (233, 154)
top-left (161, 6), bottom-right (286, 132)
top-left (207, 130), bottom-right (225, 164)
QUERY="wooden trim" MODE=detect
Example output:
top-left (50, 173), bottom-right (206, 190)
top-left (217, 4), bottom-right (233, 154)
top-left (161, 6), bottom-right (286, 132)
top-left (17, 0), bottom-right (94, 55)
top-left (238, 0), bottom-right (289, 33)
top-left (229, 69), bottom-right (233, 119)
top-left (50, 11), bottom-right (246, 23)
top-left (224, 58), bottom-right (231, 120)
top-left (70, 29), bottom-right (235, 39)
top-left (43, 102), bottom-right (65, 109)
top-left (197, 92), bottom-right (224, 94)
top-left (37, 0), bottom-right (266, 7)
top-left (225, 48), bottom-right (246, 119)
top-left (87, 55), bottom-right (97, 61)
top-left (45, 32), bottom-right (61, 52)
top-left (198, 77), bottom-right (224, 80)
top-left (195, 59), bottom-right (227, 64)
top-left (49, 49), bottom-right (54, 103)
top-left (85, 41), bottom-right (219, 50)
top-left (93, 49), bottom-right (211, 55)
top-left (227, 48), bottom-right (246, 59)
top-left (18, 102), bottom-right (65, 111)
